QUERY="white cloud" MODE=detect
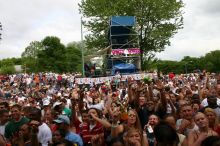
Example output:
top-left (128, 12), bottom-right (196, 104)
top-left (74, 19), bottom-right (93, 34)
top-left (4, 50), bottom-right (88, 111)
top-left (0, 0), bottom-right (81, 59)
top-left (156, 0), bottom-right (220, 60)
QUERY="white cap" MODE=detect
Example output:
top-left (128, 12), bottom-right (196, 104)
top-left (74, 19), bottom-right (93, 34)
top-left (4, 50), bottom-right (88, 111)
top-left (57, 92), bottom-right (62, 97)
top-left (43, 100), bottom-right (50, 106)
top-left (53, 101), bottom-right (62, 108)
top-left (53, 115), bottom-right (70, 125)
top-left (63, 93), bottom-right (69, 97)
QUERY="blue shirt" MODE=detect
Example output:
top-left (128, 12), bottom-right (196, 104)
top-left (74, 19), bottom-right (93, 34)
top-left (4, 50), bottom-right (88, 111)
top-left (65, 131), bottom-right (83, 146)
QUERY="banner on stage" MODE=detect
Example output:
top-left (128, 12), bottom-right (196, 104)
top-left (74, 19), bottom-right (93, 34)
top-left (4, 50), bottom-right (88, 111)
top-left (75, 73), bottom-right (157, 84)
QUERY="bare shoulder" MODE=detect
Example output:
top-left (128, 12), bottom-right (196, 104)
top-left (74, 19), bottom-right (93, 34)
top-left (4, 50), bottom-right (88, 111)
top-left (211, 130), bottom-right (218, 136)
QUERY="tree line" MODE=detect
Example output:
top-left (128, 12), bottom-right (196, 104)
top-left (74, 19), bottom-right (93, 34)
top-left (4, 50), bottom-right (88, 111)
top-left (154, 50), bottom-right (220, 74)
top-left (0, 36), bottom-right (82, 74)
top-left (0, 37), bottom-right (219, 75)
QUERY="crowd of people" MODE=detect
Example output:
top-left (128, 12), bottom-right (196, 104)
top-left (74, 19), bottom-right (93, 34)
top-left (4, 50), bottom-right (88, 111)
top-left (0, 71), bottom-right (220, 146)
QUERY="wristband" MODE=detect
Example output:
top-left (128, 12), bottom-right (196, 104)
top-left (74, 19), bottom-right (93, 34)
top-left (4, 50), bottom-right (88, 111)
top-left (111, 124), bottom-right (118, 129)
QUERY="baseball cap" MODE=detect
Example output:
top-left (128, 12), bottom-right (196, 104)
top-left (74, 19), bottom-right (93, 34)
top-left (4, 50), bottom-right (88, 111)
top-left (43, 99), bottom-right (50, 106)
top-left (53, 101), bottom-right (62, 108)
top-left (53, 115), bottom-right (70, 125)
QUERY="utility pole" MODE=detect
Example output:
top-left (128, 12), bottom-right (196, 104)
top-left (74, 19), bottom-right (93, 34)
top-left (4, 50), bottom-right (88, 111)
top-left (81, 17), bottom-right (85, 77)
top-left (185, 63), bottom-right (187, 74)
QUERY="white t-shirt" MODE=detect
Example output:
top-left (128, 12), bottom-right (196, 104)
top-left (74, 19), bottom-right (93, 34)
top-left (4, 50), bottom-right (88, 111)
top-left (0, 122), bottom-right (8, 136)
top-left (38, 123), bottom-right (52, 146)
top-left (178, 133), bottom-right (186, 146)
top-left (26, 77), bottom-right (32, 85)
top-left (201, 98), bottom-right (220, 107)
top-left (176, 119), bottom-right (198, 136)
top-left (87, 101), bottom-right (105, 111)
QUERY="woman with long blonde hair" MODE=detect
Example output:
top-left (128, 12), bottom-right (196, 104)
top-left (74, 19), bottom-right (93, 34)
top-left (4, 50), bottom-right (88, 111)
top-left (124, 128), bottom-right (144, 146)
top-left (204, 108), bottom-right (220, 135)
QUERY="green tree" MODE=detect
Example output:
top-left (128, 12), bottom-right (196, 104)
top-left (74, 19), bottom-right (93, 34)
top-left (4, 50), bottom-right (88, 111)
top-left (37, 36), bottom-right (66, 73)
top-left (0, 59), bottom-right (15, 74)
top-left (65, 45), bottom-right (82, 72)
top-left (180, 56), bottom-right (201, 73)
top-left (156, 50), bottom-right (220, 74)
top-left (79, 0), bottom-right (184, 68)
top-left (0, 66), bottom-right (16, 74)
top-left (67, 41), bottom-right (82, 50)
top-left (21, 41), bottom-right (43, 72)
top-left (20, 37), bottom-right (84, 73)
top-left (203, 50), bottom-right (220, 72)
top-left (157, 59), bottom-right (187, 74)
top-left (22, 41), bottom-right (43, 58)
top-left (142, 53), bottom-right (158, 71)
top-left (0, 58), bottom-right (14, 68)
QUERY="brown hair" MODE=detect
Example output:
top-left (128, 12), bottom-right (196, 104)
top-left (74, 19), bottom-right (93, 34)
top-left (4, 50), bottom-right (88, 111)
top-left (127, 109), bottom-right (142, 132)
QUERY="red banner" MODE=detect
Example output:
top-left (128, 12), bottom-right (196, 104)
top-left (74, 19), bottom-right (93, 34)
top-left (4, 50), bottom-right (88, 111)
top-left (111, 48), bottom-right (141, 55)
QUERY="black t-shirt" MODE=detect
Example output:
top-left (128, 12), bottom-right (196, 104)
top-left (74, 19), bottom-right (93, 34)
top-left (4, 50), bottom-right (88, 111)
top-left (146, 130), bottom-right (155, 146)
top-left (137, 106), bottom-right (151, 129)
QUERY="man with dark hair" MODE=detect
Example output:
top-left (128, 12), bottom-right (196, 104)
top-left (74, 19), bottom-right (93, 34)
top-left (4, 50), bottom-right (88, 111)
top-left (4, 104), bottom-right (29, 140)
top-left (0, 109), bottom-right (9, 136)
top-left (154, 122), bottom-right (179, 146)
top-left (0, 102), bottom-right (9, 110)
top-left (200, 94), bottom-right (220, 117)
top-left (29, 107), bottom-right (52, 146)
top-left (54, 115), bottom-right (83, 146)
top-left (80, 108), bottom-right (104, 146)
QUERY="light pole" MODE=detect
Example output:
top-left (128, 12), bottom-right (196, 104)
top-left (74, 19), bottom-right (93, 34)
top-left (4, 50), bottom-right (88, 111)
top-left (185, 61), bottom-right (193, 74)
top-left (81, 17), bottom-right (85, 77)
top-left (185, 63), bottom-right (187, 74)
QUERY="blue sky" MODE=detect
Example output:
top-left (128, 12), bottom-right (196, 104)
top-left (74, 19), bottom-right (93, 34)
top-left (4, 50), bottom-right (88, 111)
top-left (0, 0), bottom-right (220, 60)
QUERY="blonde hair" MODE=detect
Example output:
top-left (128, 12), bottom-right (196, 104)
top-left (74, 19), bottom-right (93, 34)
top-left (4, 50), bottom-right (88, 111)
top-left (204, 108), bottom-right (217, 116)
top-left (126, 128), bottom-right (143, 146)
top-left (126, 127), bottom-right (142, 137)
top-left (204, 108), bottom-right (219, 128)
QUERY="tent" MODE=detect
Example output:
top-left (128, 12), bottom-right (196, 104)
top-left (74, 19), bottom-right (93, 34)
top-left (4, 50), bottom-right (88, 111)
top-left (111, 63), bottom-right (137, 75)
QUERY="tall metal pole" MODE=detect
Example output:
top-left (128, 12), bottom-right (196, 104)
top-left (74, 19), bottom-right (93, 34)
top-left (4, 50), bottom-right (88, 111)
top-left (81, 17), bottom-right (85, 77)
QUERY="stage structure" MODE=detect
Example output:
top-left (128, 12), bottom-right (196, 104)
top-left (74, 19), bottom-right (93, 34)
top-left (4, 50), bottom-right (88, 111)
top-left (106, 16), bottom-right (141, 75)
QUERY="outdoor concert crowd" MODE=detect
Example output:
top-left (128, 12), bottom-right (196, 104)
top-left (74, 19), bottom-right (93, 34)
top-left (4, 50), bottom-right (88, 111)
top-left (0, 71), bottom-right (220, 146)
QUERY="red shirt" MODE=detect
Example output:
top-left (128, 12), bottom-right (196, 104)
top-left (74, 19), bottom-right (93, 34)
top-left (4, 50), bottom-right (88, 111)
top-left (214, 125), bottom-right (220, 136)
top-left (74, 117), bottom-right (82, 134)
top-left (79, 122), bottom-right (104, 144)
top-left (57, 75), bottom-right (62, 81)
top-left (169, 73), bottom-right (175, 79)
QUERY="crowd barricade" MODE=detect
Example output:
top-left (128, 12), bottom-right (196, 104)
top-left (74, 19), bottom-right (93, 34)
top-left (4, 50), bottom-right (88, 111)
top-left (74, 73), bottom-right (157, 85)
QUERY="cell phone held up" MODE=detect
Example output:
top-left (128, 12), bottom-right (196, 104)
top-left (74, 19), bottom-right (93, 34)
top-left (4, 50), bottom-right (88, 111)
top-left (147, 126), bottom-right (154, 133)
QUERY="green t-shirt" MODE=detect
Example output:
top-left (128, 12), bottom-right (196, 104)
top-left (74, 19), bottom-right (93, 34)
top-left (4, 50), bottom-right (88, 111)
top-left (4, 117), bottom-right (29, 139)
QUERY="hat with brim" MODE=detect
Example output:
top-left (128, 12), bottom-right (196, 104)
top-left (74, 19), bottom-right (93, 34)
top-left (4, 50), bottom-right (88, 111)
top-left (53, 119), bottom-right (63, 124)
top-left (43, 100), bottom-right (50, 106)
top-left (53, 115), bottom-right (70, 125)
top-left (63, 93), bottom-right (69, 97)
top-left (53, 101), bottom-right (62, 108)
